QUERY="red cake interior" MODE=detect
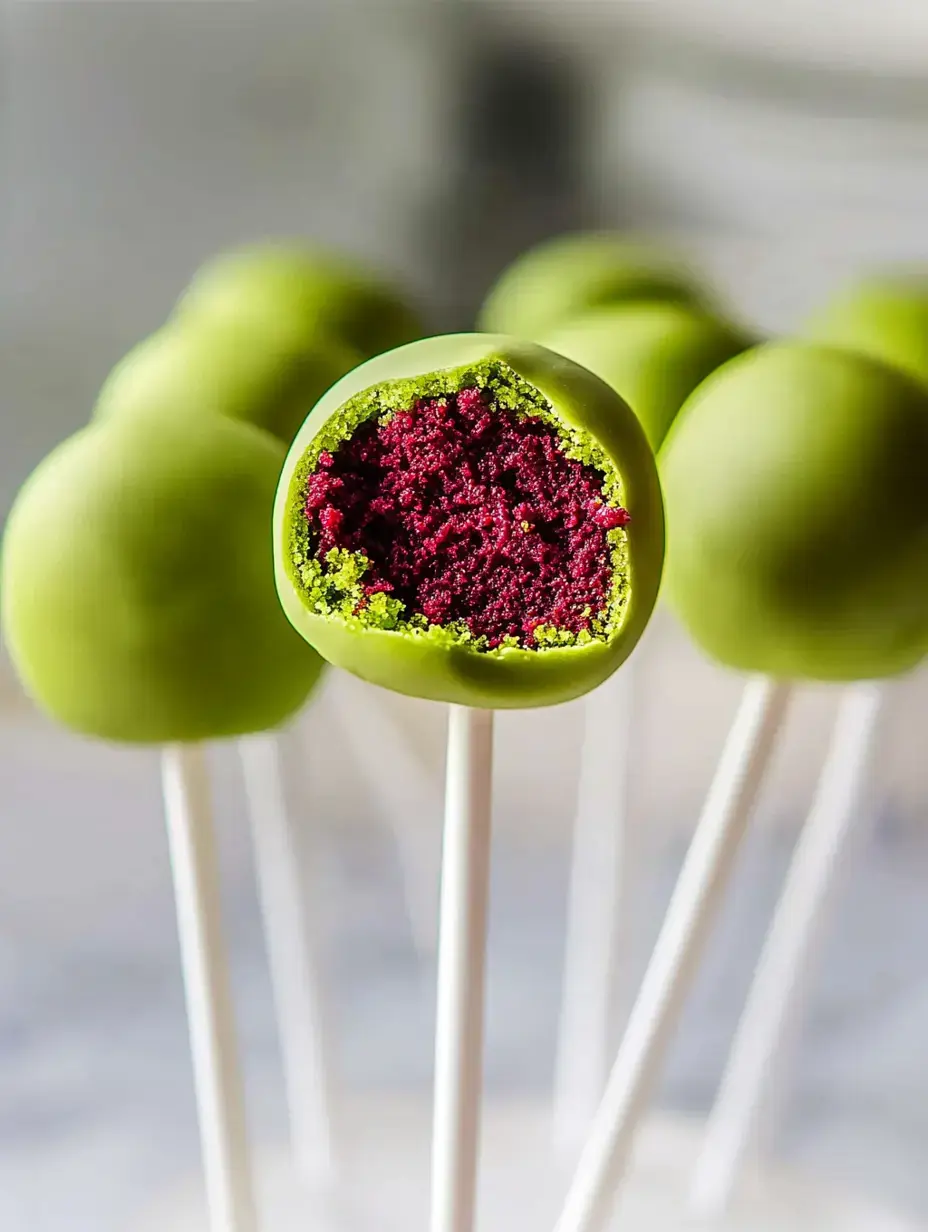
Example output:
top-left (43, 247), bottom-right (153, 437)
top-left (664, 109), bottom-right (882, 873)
top-left (304, 386), bottom-right (628, 648)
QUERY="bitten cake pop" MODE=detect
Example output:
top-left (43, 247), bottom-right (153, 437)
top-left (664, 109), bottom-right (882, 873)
top-left (178, 242), bottom-right (424, 360)
top-left (804, 274), bottom-right (928, 388)
top-left (2, 408), bottom-right (322, 743)
top-left (661, 342), bottom-right (928, 681)
top-left (274, 333), bottom-right (664, 709)
top-left (477, 232), bottom-right (706, 339)
top-left (273, 331), bottom-right (665, 1232)
top-left (540, 301), bottom-right (754, 450)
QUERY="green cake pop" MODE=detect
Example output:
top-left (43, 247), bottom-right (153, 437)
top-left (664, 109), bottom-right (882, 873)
top-left (540, 301), bottom-right (754, 451)
top-left (660, 342), bottom-right (928, 681)
top-left (477, 233), bottom-right (705, 339)
top-left (177, 242), bottom-right (424, 360)
top-left (804, 275), bottom-right (928, 388)
top-left (274, 334), bottom-right (664, 709)
top-left (2, 409), bottom-right (323, 743)
top-left (95, 314), bottom-right (359, 446)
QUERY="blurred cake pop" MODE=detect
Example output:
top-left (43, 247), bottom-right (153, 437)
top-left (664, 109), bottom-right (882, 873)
top-left (178, 242), bottom-right (424, 360)
top-left (95, 240), bottom-right (428, 446)
top-left (96, 315), bottom-right (359, 446)
top-left (540, 301), bottom-right (754, 450)
top-left (803, 273), bottom-right (928, 387)
top-left (477, 232), bottom-right (706, 339)
top-left (274, 333), bottom-right (664, 708)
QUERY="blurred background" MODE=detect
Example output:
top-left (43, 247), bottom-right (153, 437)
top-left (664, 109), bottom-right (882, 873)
top-left (3, 2), bottom-right (928, 1229)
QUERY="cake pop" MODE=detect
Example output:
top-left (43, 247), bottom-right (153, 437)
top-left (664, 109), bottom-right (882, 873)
top-left (274, 333), bottom-right (664, 709)
top-left (273, 330), bottom-right (666, 1232)
top-left (804, 274), bottom-right (928, 388)
top-left (661, 342), bottom-right (928, 681)
top-left (477, 232), bottom-right (706, 339)
top-left (0, 403), bottom-right (317, 1232)
top-left (540, 301), bottom-right (754, 450)
top-left (178, 242), bottom-right (424, 360)
top-left (95, 315), bottom-right (359, 446)
top-left (95, 240), bottom-right (426, 446)
top-left (689, 275), bottom-right (928, 1215)
top-left (2, 408), bottom-right (321, 743)
top-left (551, 340), bottom-right (928, 1232)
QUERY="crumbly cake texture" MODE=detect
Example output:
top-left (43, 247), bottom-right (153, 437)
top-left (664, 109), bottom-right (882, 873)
top-left (283, 359), bottom-right (631, 654)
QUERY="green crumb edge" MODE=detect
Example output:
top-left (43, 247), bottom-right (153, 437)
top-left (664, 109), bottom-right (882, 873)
top-left (284, 358), bottom-right (631, 653)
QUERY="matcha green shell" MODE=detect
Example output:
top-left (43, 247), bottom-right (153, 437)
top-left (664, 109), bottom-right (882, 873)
top-left (477, 234), bottom-right (705, 339)
top-left (540, 302), bottom-right (754, 451)
top-left (274, 334), bottom-right (664, 709)
top-left (804, 276), bottom-right (928, 388)
top-left (95, 315), bottom-right (359, 446)
top-left (661, 343), bottom-right (928, 681)
top-left (2, 410), bottom-right (324, 743)
top-left (177, 243), bottom-right (424, 360)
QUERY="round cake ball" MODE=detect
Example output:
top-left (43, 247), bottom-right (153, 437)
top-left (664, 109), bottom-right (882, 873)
top-left (661, 343), bottom-right (928, 681)
top-left (540, 302), bottom-right (754, 451)
top-left (477, 233), bottom-right (705, 339)
top-left (274, 334), bottom-right (664, 709)
top-left (177, 243), bottom-right (424, 360)
top-left (2, 411), bottom-right (323, 743)
top-left (804, 275), bottom-right (928, 388)
top-left (95, 315), bottom-right (359, 446)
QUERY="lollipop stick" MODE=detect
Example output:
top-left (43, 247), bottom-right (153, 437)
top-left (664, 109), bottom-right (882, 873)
top-left (161, 743), bottom-right (258, 1232)
top-left (430, 705), bottom-right (495, 1232)
top-left (554, 664), bottom-right (637, 1154)
top-left (329, 672), bottom-right (441, 955)
top-left (239, 726), bottom-right (334, 1187)
top-left (552, 676), bottom-right (792, 1232)
top-left (689, 680), bottom-right (885, 1218)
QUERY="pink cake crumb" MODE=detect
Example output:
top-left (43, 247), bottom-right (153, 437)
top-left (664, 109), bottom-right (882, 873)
top-left (304, 387), bottom-right (629, 648)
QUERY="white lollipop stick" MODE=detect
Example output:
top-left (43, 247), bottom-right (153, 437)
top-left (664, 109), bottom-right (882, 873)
top-left (329, 671), bottom-right (441, 955)
top-left (554, 663), bottom-right (637, 1154)
top-left (239, 726), bottom-right (334, 1187)
top-left (689, 679), bottom-right (885, 1219)
top-left (161, 743), bottom-right (258, 1232)
top-left (430, 705), bottom-right (495, 1232)
top-left (552, 676), bottom-right (792, 1232)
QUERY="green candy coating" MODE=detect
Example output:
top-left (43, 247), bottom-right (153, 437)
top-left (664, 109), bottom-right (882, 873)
top-left (804, 276), bottom-right (928, 388)
top-left (477, 233), bottom-right (705, 339)
top-left (274, 334), bottom-right (664, 709)
top-left (540, 302), bottom-right (754, 451)
top-left (95, 316), bottom-right (359, 446)
top-left (177, 243), bottom-right (424, 360)
top-left (661, 343), bottom-right (928, 681)
top-left (2, 410), bottom-right (323, 743)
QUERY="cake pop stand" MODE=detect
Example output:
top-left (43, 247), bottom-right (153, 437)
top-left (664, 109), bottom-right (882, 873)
top-left (131, 1095), bottom-right (922, 1232)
